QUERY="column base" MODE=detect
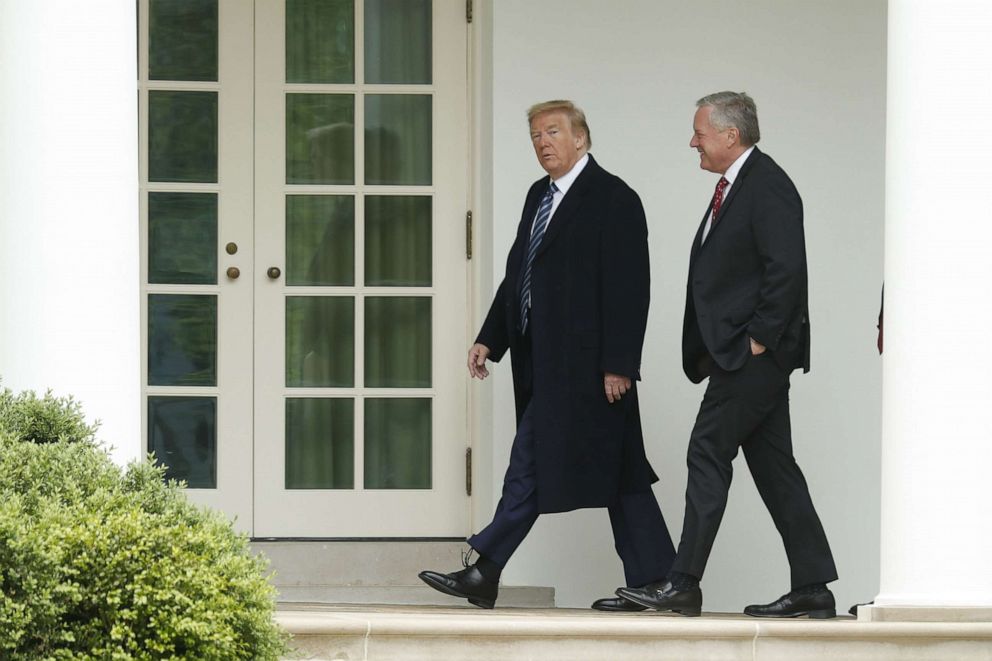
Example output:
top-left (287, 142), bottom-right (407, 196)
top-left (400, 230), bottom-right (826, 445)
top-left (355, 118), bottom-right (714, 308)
top-left (860, 604), bottom-right (992, 623)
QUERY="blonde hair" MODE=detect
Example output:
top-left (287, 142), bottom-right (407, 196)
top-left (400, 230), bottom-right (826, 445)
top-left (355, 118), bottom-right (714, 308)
top-left (526, 99), bottom-right (592, 149)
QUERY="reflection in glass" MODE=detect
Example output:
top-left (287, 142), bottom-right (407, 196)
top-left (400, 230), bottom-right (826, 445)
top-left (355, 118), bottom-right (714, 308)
top-left (365, 94), bottom-right (431, 185)
top-left (365, 196), bottom-right (431, 286)
top-left (287, 196), bottom-right (354, 286)
top-left (286, 297), bottom-right (354, 387)
top-left (149, 192), bottom-right (217, 285)
top-left (149, 0), bottom-right (218, 81)
top-left (148, 294), bottom-right (217, 386)
top-left (364, 0), bottom-right (431, 84)
top-left (286, 398), bottom-right (354, 489)
top-left (286, 94), bottom-right (354, 184)
top-left (148, 396), bottom-right (216, 488)
top-left (286, 0), bottom-right (354, 84)
top-left (365, 297), bottom-right (431, 387)
top-left (365, 398), bottom-right (431, 489)
top-left (149, 90), bottom-right (218, 183)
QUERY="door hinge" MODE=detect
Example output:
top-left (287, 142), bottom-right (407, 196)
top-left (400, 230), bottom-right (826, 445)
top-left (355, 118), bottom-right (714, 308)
top-left (465, 447), bottom-right (473, 496)
top-left (466, 0), bottom-right (473, 23)
top-left (465, 210), bottom-right (473, 260)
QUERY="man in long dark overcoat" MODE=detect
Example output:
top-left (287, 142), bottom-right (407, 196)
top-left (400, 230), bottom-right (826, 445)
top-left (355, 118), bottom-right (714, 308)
top-left (419, 100), bottom-right (675, 610)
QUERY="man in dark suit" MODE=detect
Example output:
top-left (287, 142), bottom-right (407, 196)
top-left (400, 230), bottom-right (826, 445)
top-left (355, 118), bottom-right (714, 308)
top-left (618, 92), bottom-right (837, 618)
top-left (419, 100), bottom-right (675, 610)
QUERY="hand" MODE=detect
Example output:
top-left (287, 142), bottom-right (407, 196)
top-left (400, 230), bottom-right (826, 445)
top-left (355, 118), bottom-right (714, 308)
top-left (750, 337), bottom-right (767, 355)
top-left (467, 343), bottom-right (491, 379)
top-left (604, 372), bottom-right (631, 403)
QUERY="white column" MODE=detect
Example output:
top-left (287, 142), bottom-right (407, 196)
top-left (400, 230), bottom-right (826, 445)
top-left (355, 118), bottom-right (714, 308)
top-left (876, 0), bottom-right (992, 616)
top-left (0, 2), bottom-right (140, 465)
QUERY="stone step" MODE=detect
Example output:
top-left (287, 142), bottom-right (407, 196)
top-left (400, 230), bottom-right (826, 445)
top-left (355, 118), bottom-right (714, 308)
top-left (274, 586), bottom-right (554, 609)
top-left (277, 605), bottom-right (992, 661)
top-left (253, 540), bottom-right (555, 608)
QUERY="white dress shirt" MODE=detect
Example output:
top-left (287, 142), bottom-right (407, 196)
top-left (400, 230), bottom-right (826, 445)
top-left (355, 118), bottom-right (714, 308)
top-left (701, 145), bottom-right (755, 243)
top-left (530, 153), bottom-right (590, 237)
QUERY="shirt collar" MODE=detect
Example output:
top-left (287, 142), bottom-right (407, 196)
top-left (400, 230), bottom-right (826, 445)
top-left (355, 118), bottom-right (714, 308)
top-left (722, 145), bottom-right (755, 186)
top-left (551, 153), bottom-right (590, 194)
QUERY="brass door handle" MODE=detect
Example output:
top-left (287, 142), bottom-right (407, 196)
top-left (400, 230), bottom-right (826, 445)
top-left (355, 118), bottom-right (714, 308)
top-left (267, 267), bottom-right (281, 280)
top-left (226, 266), bottom-right (241, 279)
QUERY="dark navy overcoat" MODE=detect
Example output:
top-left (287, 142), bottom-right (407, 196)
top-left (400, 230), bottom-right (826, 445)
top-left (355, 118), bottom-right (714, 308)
top-left (476, 154), bottom-right (658, 514)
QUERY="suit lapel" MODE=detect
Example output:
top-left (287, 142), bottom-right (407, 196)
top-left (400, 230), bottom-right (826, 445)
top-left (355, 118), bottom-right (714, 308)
top-left (513, 179), bottom-right (549, 299)
top-left (519, 180), bottom-right (548, 244)
top-left (692, 147), bottom-right (762, 257)
top-left (533, 154), bottom-right (598, 259)
top-left (712, 147), bottom-right (759, 223)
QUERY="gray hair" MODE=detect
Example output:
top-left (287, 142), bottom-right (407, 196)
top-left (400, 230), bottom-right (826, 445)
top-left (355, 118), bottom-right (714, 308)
top-left (696, 91), bottom-right (760, 146)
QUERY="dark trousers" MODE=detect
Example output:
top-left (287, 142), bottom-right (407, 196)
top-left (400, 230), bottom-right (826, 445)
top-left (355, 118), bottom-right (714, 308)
top-left (671, 352), bottom-right (838, 588)
top-left (468, 403), bottom-right (676, 588)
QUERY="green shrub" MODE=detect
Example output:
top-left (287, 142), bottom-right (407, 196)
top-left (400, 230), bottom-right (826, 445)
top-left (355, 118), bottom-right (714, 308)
top-left (0, 432), bottom-right (288, 659)
top-left (0, 386), bottom-right (98, 445)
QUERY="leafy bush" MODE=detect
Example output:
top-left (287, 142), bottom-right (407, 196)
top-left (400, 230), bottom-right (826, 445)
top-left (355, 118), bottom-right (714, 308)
top-left (0, 386), bottom-right (98, 445)
top-left (0, 414), bottom-right (288, 659)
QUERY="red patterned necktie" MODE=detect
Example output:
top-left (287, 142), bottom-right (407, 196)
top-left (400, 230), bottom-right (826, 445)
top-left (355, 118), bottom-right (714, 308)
top-left (710, 176), bottom-right (730, 226)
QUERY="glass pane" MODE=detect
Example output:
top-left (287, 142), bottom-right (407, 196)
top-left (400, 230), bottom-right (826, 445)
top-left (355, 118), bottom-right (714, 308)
top-left (365, 297), bottom-right (431, 387)
top-left (148, 396), bottom-right (217, 488)
top-left (287, 195), bottom-right (354, 286)
top-left (149, 90), bottom-right (218, 183)
top-left (148, 294), bottom-right (217, 386)
top-left (365, 94), bottom-right (431, 185)
top-left (364, 0), bottom-right (431, 84)
top-left (149, 0), bottom-right (218, 81)
top-left (365, 398), bottom-right (431, 489)
top-left (286, 297), bottom-right (354, 387)
top-left (148, 192), bottom-right (217, 285)
top-left (286, 0), bottom-right (354, 84)
top-left (365, 195), bottom-right (431, 286)
top-left (286, 398), bottom-right (354, 489)
top-left (286, 94), bottom-right (354, 185)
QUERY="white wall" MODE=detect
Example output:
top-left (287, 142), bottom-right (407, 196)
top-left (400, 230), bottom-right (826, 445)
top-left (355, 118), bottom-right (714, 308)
top-left (481, 0), bottom-right (886, 611)
top-left (0, 2), bottom-right (141, 465)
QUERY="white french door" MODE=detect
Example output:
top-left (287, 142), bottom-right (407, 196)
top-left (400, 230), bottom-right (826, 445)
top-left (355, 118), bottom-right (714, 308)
top-left (139, 0), bottom-right (469, 537)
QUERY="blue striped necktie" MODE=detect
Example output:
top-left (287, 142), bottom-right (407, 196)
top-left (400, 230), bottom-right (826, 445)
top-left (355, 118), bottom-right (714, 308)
top-left (519, 182), bottom-right (558, 334)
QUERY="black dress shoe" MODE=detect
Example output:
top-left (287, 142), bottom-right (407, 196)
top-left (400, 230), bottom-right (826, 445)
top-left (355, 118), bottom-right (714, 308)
top-left (849, 600), bottom-right (873, 616)
top-left (615, 581), bottom-right (702, 617)
top-left (418, 565), bottom-right (498, 609)
top-left (744, 587), bottom-right (836, 619)
top-left (591, 596), bottom-right (648, 612)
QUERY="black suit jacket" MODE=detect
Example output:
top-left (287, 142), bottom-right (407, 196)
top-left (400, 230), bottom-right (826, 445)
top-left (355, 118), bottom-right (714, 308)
top-left (476, 154), bottom-right (658, 513)
top-left (682, 147), bottom-right (811, 383)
